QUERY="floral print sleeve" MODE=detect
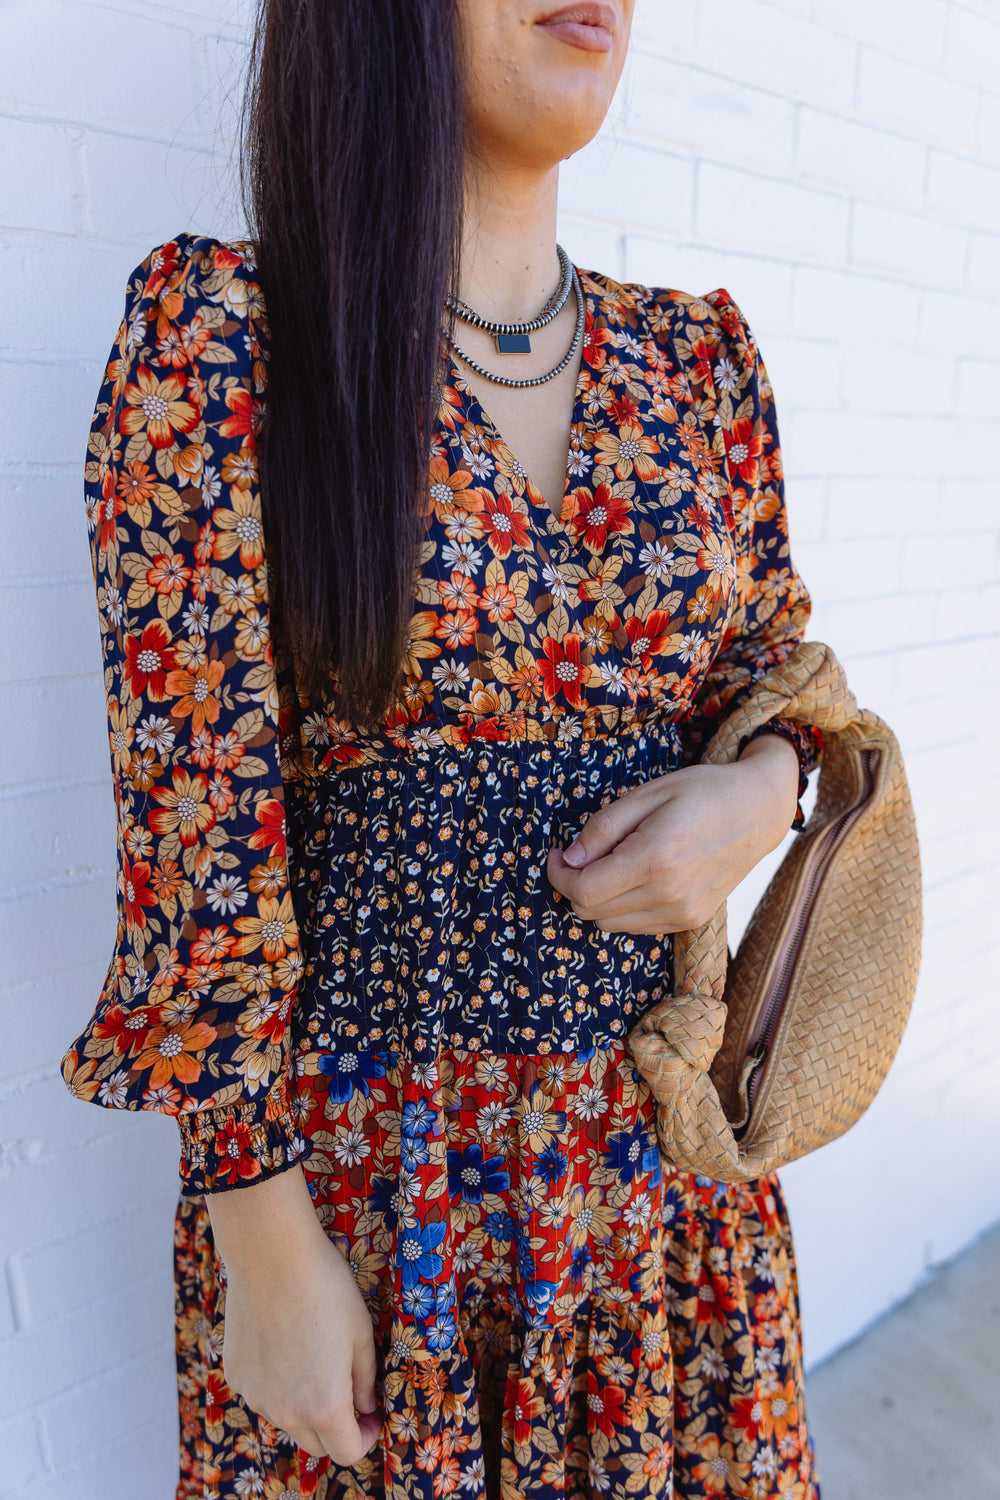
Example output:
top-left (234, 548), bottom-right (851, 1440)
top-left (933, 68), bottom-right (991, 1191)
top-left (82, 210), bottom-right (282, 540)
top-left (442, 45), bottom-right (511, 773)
top-left (671, 288), bottom-right (822, 826)
top-left (60, 235), bottom-right (307, 1196)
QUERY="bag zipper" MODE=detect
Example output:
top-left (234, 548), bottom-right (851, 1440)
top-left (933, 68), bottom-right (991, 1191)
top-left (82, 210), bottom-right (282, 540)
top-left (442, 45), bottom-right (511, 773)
top-left (736, 746), bottom-right (880, 1134)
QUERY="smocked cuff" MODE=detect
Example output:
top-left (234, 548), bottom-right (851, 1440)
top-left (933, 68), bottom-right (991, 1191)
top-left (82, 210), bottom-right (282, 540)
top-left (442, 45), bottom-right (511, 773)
top-left (738, 717), bottom-right (824, 831)
top-left (176, 1074), bottom-right (312, 1197)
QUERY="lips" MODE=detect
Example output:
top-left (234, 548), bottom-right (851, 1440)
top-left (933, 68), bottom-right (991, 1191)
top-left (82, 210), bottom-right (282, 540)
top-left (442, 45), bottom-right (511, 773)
top-left (536, 1), bottom-right (616, 50)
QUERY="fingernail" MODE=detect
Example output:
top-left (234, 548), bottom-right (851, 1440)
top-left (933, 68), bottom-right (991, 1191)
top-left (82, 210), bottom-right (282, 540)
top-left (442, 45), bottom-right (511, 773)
top-left (562, 840), bottom-right (585, 867)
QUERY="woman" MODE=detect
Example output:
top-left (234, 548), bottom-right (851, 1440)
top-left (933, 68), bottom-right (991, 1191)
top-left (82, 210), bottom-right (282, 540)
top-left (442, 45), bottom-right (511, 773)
top-left (62, 1), bottom-right (823, 1496)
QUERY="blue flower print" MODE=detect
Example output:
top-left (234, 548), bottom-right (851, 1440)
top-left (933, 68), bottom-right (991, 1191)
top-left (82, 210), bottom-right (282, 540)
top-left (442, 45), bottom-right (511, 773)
top-left (317, 1049), bottom-right (386, 1103)
top-left (604, 1125), bottom-right (650, 1184)
top-left (401, 1097), bottom-right (436, 1138)
top-left (397, 1219), bottom-right (446, 1291)
top-left (535, 1141), bottom-right (568, 1184)
top-left (482, 1209), bottom-right (515, 1242)
top-left (447, 1142), bottom-right (511, 1205)
top-left (570, 1245), bottom-right (592, 1287)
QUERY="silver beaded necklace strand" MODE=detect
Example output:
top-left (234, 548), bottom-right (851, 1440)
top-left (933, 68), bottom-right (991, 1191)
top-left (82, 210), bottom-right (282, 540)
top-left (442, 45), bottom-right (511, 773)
top-left (442, 243), bottom-right (586, 389)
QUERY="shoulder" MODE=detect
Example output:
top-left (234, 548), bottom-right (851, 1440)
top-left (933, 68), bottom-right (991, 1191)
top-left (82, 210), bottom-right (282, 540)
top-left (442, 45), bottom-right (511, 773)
top-left (101, 234), bottom-right (268, 434)
top-left (112, 234), bottom-right (266, 379)
top-left (577, 268), bottom-right (758, 377)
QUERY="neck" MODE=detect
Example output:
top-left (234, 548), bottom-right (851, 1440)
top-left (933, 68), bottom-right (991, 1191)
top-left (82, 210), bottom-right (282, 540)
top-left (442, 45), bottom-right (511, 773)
top-left (458, 158), bottom-right (562, 323)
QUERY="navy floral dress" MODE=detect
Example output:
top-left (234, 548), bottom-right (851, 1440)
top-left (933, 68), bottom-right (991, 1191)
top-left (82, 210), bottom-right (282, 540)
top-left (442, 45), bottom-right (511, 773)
top-left (62, 235), bottom-right (822, 1500)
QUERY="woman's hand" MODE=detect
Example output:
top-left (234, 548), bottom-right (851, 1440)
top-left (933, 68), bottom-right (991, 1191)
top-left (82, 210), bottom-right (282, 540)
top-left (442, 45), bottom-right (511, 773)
top-left (546, 732), bottom-right (800, 935)
top-left (205, 1164), bottom-right (381, 1466)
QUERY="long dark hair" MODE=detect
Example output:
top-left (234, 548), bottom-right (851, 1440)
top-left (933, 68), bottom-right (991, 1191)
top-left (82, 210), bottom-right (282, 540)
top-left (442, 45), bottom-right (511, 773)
top-left (239, 0), bottom-right (467, 726)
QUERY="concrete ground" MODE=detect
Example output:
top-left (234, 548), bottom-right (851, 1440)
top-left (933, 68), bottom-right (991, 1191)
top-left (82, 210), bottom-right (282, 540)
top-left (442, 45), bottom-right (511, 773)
top-left (805, 1222), bottom-right (1000, 1498)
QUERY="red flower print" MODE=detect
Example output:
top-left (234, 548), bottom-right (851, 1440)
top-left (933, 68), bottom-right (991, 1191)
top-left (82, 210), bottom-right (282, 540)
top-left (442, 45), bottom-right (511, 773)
top-left (625, 610), bottom-right (672, 670)
top-left (586, 1370), bottom-right (626, 1439)
top-left (98, 482), bottom-right (127, 553)
top-left (212, 1117), bottom-right (262, 1187)
top-left (731, 1392), bottom-right (772, 1442)
top-left (121, 853), bottom-right (157, 932)
top-left (482, 493), bottom-right (530, 557)
top-left (248, 799), bottom-right (288, 861)
top-left (566, 482), bottom-right (633, 552)
top-left (218, 385), bottom-right (254, 441)
top-left (723, 417), bottom-right (762, 484)
top-left (511, 1378), bottom-right (544, 1449)
top-left (94, 1003), bottom-right (155, 1057)
top-left (538, 634), bottom-right (587, 710)
top-left (688, 336), bottom-right (717, 388)
top-left (149, 768), bottom-right (217, 847)
top-left (122, 619), bottom-right (176, 700)
top-left (203, 1369), bottom-right (229, 1428)
top-left (120, 364), bottom-right (198, 449)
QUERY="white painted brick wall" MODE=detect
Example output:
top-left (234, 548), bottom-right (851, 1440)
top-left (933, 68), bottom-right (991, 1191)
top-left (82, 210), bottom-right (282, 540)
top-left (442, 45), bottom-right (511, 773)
top-left (1, 0), bottom-right (997, 1493)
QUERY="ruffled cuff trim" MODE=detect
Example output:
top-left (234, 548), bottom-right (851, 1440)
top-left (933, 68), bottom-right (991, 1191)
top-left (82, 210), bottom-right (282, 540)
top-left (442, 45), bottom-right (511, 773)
top-left (738, 717), bottom-right (824, 831)
top-left (176, 1074), bottom-right (312, 1197)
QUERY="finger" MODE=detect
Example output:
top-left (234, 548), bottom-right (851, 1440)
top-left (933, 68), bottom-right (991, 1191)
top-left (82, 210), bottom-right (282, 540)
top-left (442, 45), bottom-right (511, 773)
top-left (317, 1403), bottom-right (379, 1469)
top-left (550, 831), bottom-right (653, 911)
top-left (555, 778), bottom-right (667, 869)
top-left (593, 908), bottom-right (681, 936)
top-left (353, 1332), bottom-right (379, 1418)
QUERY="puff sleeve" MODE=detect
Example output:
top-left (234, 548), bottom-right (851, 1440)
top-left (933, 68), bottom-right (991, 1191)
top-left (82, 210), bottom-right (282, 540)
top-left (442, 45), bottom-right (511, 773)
top-left (60, 234), bottom-right (309, 1195)
top-left (675, 289), bottom-right (822, 824)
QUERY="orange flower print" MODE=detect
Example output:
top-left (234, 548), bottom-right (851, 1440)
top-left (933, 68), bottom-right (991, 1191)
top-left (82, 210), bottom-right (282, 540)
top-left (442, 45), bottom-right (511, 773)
top-left (761, 1379), bottom-right (799, 1443)
top-left (212, 491), bottom-right (266, 570)
top-left (480, 580), bottom-right (519, 623)
top-left (145, 550), bottom-right (192, 599)
top-left (61, 1048), bottom-right (100, 1102)
top-left (122, 619), bottom-right (176, 700)
top-left (121, 853), bottom-right (157, 932)
top-left (133, 1016), bottom-right (218, 1091)
top-left (692, 1434), bottom-right (751, 1495)
top-left (723, 416), bottom-right (762, 485)
top-left (164, 658), bottom-right (225, 734)
top-left (120, 364), bottom-right (198, 449)
top-left (158, 314), bottom-right (213, 370)
top-left (107, 697), bottom-right (134, 778)
top-left (592, 423), bottom-right (660, 480)
top-left (695, 534), bottom-right (734, 598)
top-left (149, 768), bottom-right (217, 847)
top-left (538, 634), bottom-right (586, 710)
top-left (566, 482), bottom-right (633, 552)
top-left (425, 455), bottom-right (478, 522)
top-left (435, 609), bottom-right (478, 650)
top-left (234, 892), bottom-right (298, 961)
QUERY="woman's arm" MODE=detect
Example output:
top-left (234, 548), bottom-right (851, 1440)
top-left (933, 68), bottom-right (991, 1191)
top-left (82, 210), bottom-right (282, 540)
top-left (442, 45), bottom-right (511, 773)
top-left (206, 1166), bottom-right (381, 1464)
top-left (547, 289), bottom-right (818, 934)
top-left (60, 236), bottom-right (305, 1195)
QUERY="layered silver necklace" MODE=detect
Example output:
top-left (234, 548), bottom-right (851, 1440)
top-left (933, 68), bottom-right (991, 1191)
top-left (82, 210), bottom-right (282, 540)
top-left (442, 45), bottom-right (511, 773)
top-left (441, 244), bottom-right (585, 389)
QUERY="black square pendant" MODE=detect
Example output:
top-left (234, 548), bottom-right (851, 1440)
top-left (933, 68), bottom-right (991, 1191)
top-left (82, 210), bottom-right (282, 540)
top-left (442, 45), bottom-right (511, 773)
top-left (494, 331), bottom-right (532, 355)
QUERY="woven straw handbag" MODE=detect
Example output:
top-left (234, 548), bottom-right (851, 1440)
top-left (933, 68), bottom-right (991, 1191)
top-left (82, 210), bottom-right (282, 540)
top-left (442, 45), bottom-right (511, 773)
top-left (626, 639), bottom-right (922, 1183)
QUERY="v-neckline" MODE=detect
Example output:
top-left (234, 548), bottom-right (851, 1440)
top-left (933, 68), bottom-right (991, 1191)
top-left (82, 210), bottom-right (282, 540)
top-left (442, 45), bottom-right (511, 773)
top-left (443, 266), bottom-right (596, 547)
